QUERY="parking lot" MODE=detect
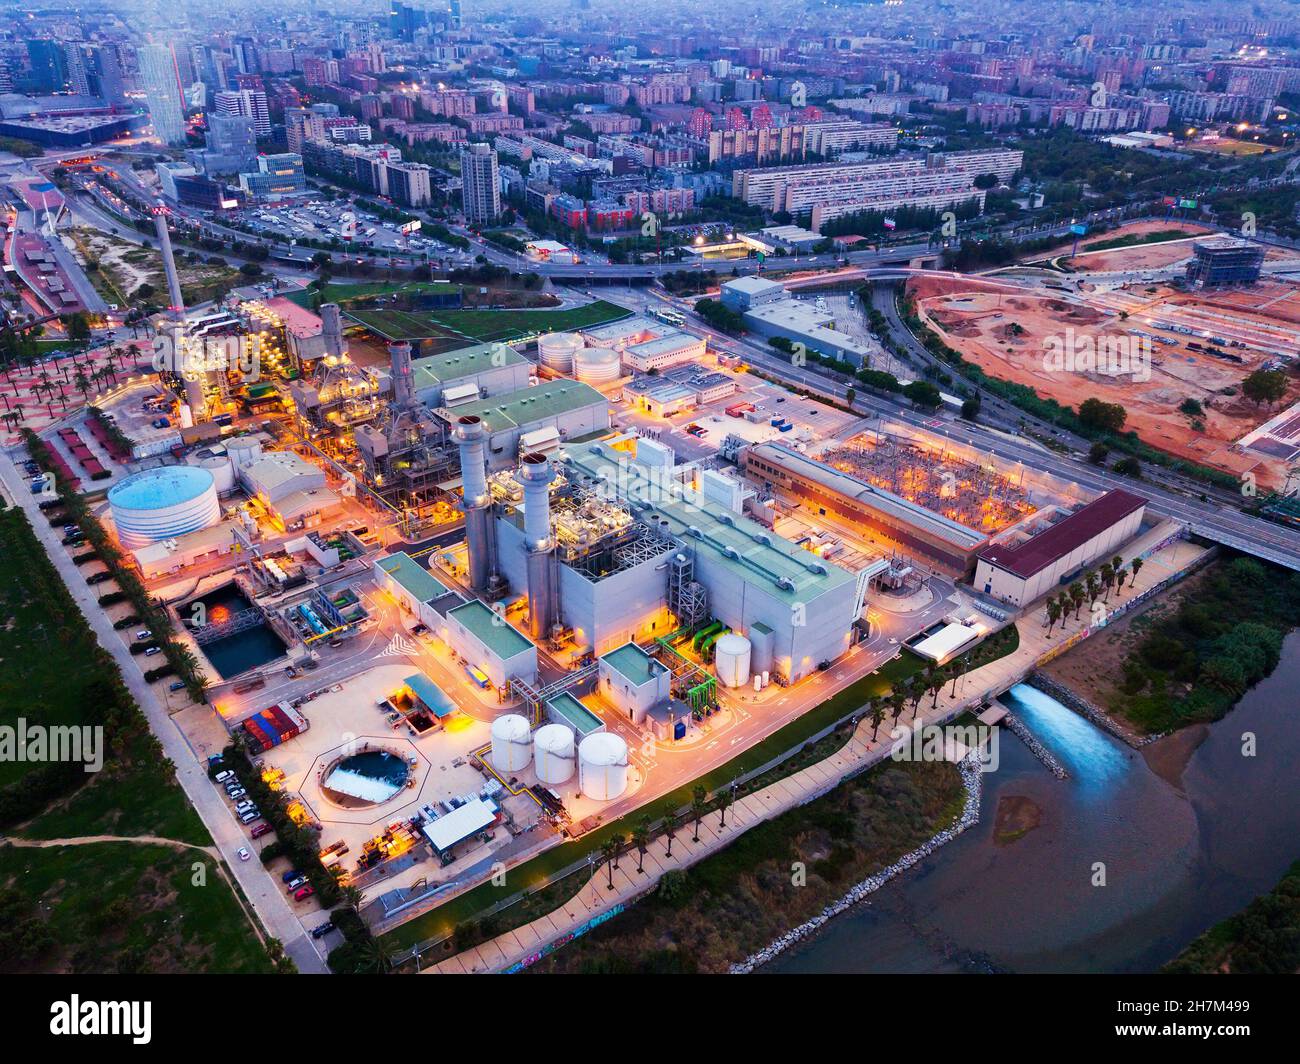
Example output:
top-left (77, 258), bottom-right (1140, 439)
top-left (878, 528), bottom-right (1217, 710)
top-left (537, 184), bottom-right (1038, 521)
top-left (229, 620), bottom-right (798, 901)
top-left (233, 199), bottom-right (467, 263)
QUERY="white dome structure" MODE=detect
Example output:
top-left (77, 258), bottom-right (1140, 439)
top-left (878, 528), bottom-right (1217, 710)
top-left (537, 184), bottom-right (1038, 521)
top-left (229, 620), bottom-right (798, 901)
top-left (714, 632), bottom-right (752, 689)
top-left (225, 436), bottom-right (263, 472)
top-left (537, 332), bottom-right (584, 374)
top-left (108, 466), bottom-right (220, 549)
top-left (574, 346), bottom-right (621, 384)
top-left (579, 732), bottom-right (629, 801)
top-left (490, 713), bottom-right (532, 773)
top-left (533, 723), bottom-right (576, 786)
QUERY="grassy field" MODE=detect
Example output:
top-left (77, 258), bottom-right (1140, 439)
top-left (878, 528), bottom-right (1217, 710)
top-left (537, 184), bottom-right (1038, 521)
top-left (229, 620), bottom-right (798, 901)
top-left (0, 506), bottom-right (271, 972)
top-left (67, 227), bottom-right (241, 307)
top-left (0, 843), bottom-right (273, 973)
top-left (1080, 228), bottom-right (1197, 253)
top-left (355, 299), bottom-right (632, 345)
top-left (381, 643), bottom-right (990, 952)
top-left (279, 280), bottom-right (462, 310)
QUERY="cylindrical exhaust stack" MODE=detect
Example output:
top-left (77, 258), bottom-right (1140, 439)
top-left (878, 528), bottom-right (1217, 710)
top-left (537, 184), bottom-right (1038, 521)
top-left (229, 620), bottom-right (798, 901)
top-left (454, 415), bottom-right (494, 593)
top-left (518, 451), bottom-right (555, 551)
top-left (389, 341), bottom-right (414, 409)
top-left (321, 303), bottom-right (344, 358)
top-left (519, 451), bottom-right (557, 640)
top-left (151, 204), bottom-right (185, 319)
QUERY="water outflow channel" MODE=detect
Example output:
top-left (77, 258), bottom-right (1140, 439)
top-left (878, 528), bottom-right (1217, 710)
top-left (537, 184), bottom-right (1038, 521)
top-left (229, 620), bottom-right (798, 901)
top-left (767, 633), bottom-right (1300, 973)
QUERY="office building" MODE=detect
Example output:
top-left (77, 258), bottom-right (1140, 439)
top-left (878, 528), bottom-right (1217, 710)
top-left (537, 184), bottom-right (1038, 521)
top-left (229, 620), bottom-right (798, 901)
top-left (139, 43), bottom-right (187, 145)
top-left (461, 142), bottom-right (500, 224)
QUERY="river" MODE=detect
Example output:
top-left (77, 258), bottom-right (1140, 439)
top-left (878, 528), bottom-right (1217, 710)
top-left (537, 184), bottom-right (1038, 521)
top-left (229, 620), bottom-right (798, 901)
top-left (767, 632), bottom-right (1300, 973)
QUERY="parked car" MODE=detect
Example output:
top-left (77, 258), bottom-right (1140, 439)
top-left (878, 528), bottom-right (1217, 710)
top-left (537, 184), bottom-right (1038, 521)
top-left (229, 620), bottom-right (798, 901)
top-left (238, 810), bottom-right (260, 823)
top-left (286, 876), bottom-right (308, 891)
top-left (144, 646), bottom-right (161, 656)
top-left (227, 788), bottom-right (246, 800)
top-left (135, 631), bottom-right (151, 641)
top-left (294, 885), bottom-right (315, 901)
top-left (214, 770), bottom-right (234, 783)
top-left (168, 681), bottom-right (186, 692)
top-left (310, 921), bottom-right (334, 939)
top-left (86, 571), bottom-right (112, 584)
top-left (250, 823), bottom-right (272, 839)
top-left (281, 870), bottom-right (302, 883)
top-left (236, 848), bottom-right (251, 862)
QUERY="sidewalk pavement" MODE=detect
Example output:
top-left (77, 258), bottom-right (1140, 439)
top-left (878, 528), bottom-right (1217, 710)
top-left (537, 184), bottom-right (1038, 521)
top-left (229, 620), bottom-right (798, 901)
top-left (0, 452), bottom-right (328, 974)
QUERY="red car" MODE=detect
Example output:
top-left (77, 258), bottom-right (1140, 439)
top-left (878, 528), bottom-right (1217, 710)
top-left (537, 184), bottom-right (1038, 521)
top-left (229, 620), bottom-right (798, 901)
top-left (250, 823), bottom-right (272, 839)
top-left (294, 885), bottom-right (315, 901)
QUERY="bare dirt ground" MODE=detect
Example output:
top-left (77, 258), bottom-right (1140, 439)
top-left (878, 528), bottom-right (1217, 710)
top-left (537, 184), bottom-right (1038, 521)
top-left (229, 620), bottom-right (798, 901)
top-left (1024, 220), bottom-right (1215, 269)
top-left (909, 273), bottom-right (1300, 488)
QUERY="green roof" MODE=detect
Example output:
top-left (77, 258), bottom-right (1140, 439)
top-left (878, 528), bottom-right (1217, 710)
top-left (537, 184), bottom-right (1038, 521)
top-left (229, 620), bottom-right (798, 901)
top-left (601, 642), bottom-right (661, 687)
top-left (447, 379), bottom-right (607, 434)
top-left (447, 599), bottom-right (533, 660)
top-left (547, 692), bottom-right (604, 736)
top-left (412, 341), bottom-right (527, 389)
top-left (403, 672), bottom-right (458, 718)
top-left (377, 552), bottom-right (449, 603)
top-left (564, 438), bottom-right (856, 604)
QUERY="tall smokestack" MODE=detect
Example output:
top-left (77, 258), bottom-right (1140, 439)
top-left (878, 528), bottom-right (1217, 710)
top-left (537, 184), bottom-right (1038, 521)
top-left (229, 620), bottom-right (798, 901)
top-left (454, 415), bottom-right (495, 592)
top-left (519, 451), bottom-right (556, 640)
top-left (389, 341), bottom-right (414, 409)
top-left (321, 303), bottom-right (344, 358)
top-left (151, 204), bottom-right (185, 320)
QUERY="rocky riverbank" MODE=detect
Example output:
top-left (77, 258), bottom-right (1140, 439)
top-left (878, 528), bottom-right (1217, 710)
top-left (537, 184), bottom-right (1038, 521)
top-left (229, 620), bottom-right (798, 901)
top-left (730, 754), bottom-right (984, 974)
top-left (1001, 712), bottom-right (1069, 778)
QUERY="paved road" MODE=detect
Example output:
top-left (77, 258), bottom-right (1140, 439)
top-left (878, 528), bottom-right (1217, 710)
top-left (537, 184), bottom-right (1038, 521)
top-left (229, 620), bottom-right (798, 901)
top-left (0, 451), bottom-right (329, 974)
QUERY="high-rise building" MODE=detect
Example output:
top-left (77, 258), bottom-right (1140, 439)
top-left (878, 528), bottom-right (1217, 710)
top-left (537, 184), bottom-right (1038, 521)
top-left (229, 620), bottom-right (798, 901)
top-left (85, 43), bottom-right (126, 104)
top-left (386, 161), bottom-right (433, 207)
top-left (64, 43), bottom-right (90, 96)
top-left (139, 43), bottom-right (187, 145)
top-left (25, 39), bottom-right (68, 93)
top-left (202, 112), bottom-right (258, 174)
top-left (460, 142), bottom-right (500, 224)
top-left (214, 88), bottom-right (270, 137)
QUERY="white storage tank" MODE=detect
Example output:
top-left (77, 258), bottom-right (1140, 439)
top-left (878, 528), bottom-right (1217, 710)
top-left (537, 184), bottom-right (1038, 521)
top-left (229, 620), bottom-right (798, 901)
top-left (533, 723), bottom-right (575, 786)
top-left (108, 466), bottom-right (221, 549)
top-left (197, 455), bottom-right (235, 494)
top-left (226, 436), bottom-right (263, 472)
top-left (714, 632), bottom-right (752, 689)
top-left (538, 332), bottom-right (584, 374)
top-left (574, 345), bottom-right (621, 384)
top-left (490, 713), bottom-right (532, 774)
top-left (579, 731), bottom-right (629, 801)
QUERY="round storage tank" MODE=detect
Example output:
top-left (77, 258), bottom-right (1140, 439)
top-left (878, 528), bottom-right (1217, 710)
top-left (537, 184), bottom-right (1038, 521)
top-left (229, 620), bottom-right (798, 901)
top-left (225, 436), bottom-right (262, 472)
top-left (197, 455), bottom-right (235, 494)
top-left (490, 713), bottom-right (532, 774)
top-left (579, 732), bottom-right (629, 802)
top-left (537, 332), bottom-right (584, 374)
top-left (714, 632), bottom-right (752, 689)
top-left (108, 466), bottom-right (221, 550)
top-left (574, 346), bottom-right (621, 384)
top-left (533, 723), bottom-right (576, 786)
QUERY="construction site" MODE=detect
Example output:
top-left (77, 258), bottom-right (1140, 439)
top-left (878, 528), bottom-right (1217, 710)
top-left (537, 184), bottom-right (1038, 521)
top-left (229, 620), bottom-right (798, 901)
top-left (908, 270), bottom-right (1300, 490)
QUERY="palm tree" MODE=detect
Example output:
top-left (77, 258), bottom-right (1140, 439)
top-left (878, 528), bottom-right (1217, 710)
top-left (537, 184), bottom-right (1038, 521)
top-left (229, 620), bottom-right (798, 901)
top-left (1129, 556), bottom-right (1143, 587)
top-left (1046, 597), bottom-right (1062, 636)
top-left (691, 785), bottom-right (707, 842)
top-left (929, 666), bottom-right (946, 708)
top-left (1068, 580), bottom-right (1085, 619)
top-left (631, 817), bottom-right (650, 874)
top-left (340, 883), bottom-right (364, 913)
top-left (1099, 562), bottom-right (1115, 602)
top-left (609, 831), bottom-right (626, 870)
top-left (869, 701), bottom-right (886, 740)
top-left (717, 786), bottom-right (733, 830)
top-left (663, 814), bottom-right (676, 859)
top-left (600, 838), bottom-right (619, 889)
top-left (1112, 563), bottom-right (1126, 595)
top-left (1085, 571), bottom-right (1101, 608)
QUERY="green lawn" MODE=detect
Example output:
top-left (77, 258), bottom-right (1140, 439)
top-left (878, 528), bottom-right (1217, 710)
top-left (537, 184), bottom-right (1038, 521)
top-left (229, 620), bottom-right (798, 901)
top-left (280, 280), bottom-right (463, 310)
top-left (0, 843), bottom-right (273, 973)
top-left (354, 299), bottom-right (632, 345)
top-left (382, 647), bottom-right (932, 951)
top-left (1080, 228), bottom-right (1197, 253)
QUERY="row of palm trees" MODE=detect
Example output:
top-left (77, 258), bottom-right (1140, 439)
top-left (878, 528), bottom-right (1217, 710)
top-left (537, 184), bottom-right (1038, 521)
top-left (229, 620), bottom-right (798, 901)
top-left (597, 782), bottom-right (740, 889)
top-left (1042, 554), bottom-right (1145, 636)
top-left (0, 344), bottom-right (135, 429)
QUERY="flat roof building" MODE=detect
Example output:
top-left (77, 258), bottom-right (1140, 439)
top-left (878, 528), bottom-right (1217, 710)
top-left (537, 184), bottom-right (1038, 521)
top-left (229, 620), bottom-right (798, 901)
top-left (1185, 237), bottom-right (1264, 288)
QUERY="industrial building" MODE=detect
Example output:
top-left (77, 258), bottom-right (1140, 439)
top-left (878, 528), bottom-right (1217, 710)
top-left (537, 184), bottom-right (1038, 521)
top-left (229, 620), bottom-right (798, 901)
top-left (742, 441), bottom-right (993, 575)
top-left (108, 466), bottom-right (222, 549)
top-left (1185, 237), bottom-right (1265, 288)
top-left (455, 428), bottom-right (869, 683)
top-left (973, 489), bottom-right (1148, 607)
top-left (434, 379), bottom-right (611, 466)
top-left (721, 278), bottom-right (874, 365)
top-left (407, 342), bottom-right (531, 408)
